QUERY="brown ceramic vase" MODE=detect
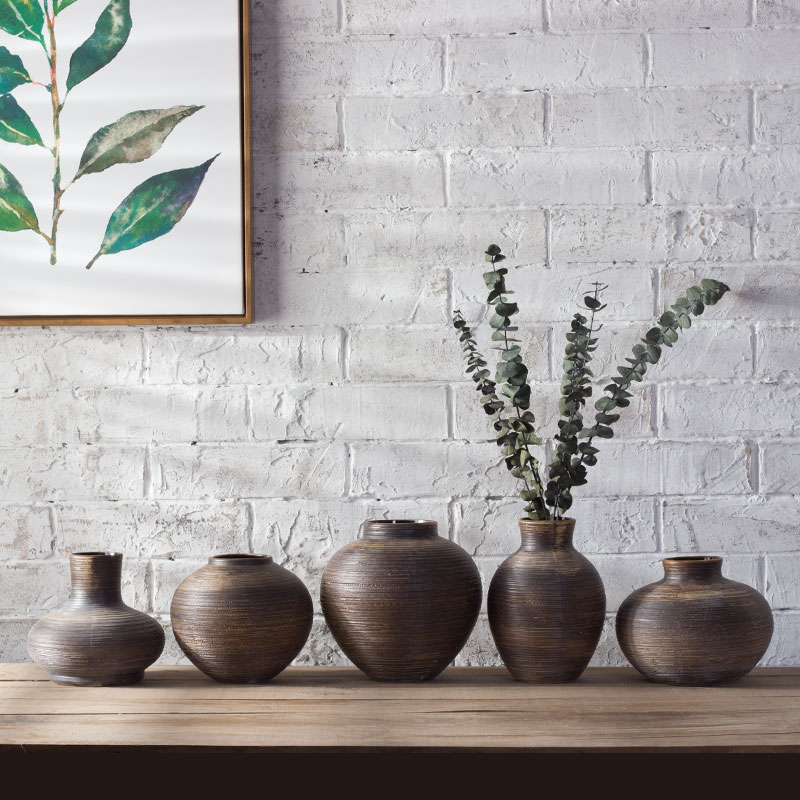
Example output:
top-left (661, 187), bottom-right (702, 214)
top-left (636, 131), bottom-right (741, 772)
top-left (488, 518), bottom-right (606, 683)
top-left (616, 556), bottom-right (774, 686)
top-left (28, 552), bottom-right (165, 686)
top-left (321, 520), bottom-right (482, 681)
top-left (170, 554), bottom-right (313, 683)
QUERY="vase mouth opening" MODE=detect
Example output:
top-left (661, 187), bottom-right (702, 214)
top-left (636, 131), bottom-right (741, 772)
top-left (71, 551), bottom-right (121, 558)
top-left (209, 553), bottom-right (272, 565)
top-left (362, 519), bottom-right (438, 538)
top-left (664, 556), bottom-right (723, 564)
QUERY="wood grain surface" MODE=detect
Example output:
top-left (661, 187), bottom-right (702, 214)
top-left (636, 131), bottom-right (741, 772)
top-left (1, 664), bottom-right (799, 752)
top-left (321, 520), bottom-right (482, 681)
top-left (616, 556), bottom-right (774, 686)
top-left (488, 519), bottom-right (606, 683)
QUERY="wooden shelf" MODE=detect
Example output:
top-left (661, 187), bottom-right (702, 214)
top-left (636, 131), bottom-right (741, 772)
top-left (1, 664), bottom-right (799, 752)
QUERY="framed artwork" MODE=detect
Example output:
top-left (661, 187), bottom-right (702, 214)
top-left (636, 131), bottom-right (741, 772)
top-left (0, 0), bottom-right (251, 325)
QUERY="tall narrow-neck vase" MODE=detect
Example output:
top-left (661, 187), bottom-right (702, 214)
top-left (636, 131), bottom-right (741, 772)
top-left (28, 552), bottom-right (164, 686)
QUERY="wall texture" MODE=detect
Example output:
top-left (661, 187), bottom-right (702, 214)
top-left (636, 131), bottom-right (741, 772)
top-left (2, 0), bottom-right (800, 667)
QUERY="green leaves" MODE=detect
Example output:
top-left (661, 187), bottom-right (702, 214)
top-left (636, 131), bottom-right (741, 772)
top-left (75, 105), bottom-right (203, 180)
top-left (0, 0), bottom-right (44, 46)
top-left (0, 45), bottom-right (31, 93)
top-left (544, 282), bottom-right (606, 515)
top-left (0, 161), bottom-right (39, 232)
top-left (67, 0), bottom-right (132, 92)
top-left (0, 93), bottom-right (44, 146)
top-left (54, 0), bottom-right (80, 14)
top-left (86, 155), bottom-right (217, 268)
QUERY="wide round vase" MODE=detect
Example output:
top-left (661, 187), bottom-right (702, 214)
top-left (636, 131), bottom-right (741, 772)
top-left (488, 518), bottom-right (606, 683)
top-left (616, 556), bottom-right (774, 686)
top-left (320, 519), bottom-right (482, 681)
top-left (170, 554), bottom-right (313, 683)
top-left (28, 552), bottom-right (165, 686)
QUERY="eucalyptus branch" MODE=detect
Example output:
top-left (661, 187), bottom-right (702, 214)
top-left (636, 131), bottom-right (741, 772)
top-left (545, 283), bottom-right (607, 518)
top-left (45, 4), bottom-right (63, 265)
top-left (577, 279), bottom-right (731, 460)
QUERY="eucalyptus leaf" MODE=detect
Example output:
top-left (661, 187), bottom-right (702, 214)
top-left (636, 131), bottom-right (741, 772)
top-left (85, 154), bottom-right (217, 269)
top-left (0, 45), bottom-right (31, 93)
top-left (0, 0), bottom-right (44, 45)
top-left (0, 93), bottom-right (44, 146)
top-left (67, 0), bottom-right (132, 92)
top-left (75, 105), bottom-right (203, 180)
top-left (0, 161), bottom-right (38, 232)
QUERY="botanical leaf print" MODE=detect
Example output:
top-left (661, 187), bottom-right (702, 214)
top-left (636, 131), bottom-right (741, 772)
top-left (76, 105), bottom-right (203, 179)
top-left (0, 45), bottom-right (31, 92)
top-left (54, 0), bottom-right (80, 14)
top-left (67, 0), bottom-right (131, 92)
top-left (0, 93), bottom-right (44, 146)
top-left (0, 0), bottom-right (44, 46)
top-left (86, 155), bottom-right (218, 268)
top-left (0, 0), bottom-right (216, 266)
top-left (0, 162), bottom-right (39, 232)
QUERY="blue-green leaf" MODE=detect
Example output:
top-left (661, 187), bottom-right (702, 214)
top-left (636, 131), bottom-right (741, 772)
top-left (0, 1), bottom-right (45, 46)
top-left (54, 0), bottom-right (80, 13)
top-left (86, 155), bottom-right (217, 268)
top-left (0, 93), bottom-right (44, 146)
top-left (67, 0), bottom-right (131, 92)
top-left (0, 161), bottom-right (39, 232)
top-left (76, 105), bottom-right (202, 179)
top-left (0, 45), bottom-right (31, 93)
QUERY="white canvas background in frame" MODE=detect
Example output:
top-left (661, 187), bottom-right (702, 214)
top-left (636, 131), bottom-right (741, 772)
top-left (0, 0), bottom-right (250, 323)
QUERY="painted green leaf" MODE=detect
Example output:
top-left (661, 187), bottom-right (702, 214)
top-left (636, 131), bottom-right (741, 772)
top-left (0, 0), bottom-right (44, 45)
top-left (76, 105), bottom-right (203, 180)
top-left (86, 155), bottom-right (218, 268)
top-left (0, 93), bottom-right (44, 146)
top-left (66, 0), bottom-right (131, 92)
top-left (54, 0), bottom-right (80, 13)
top-left (0, 45), bottom-right (31, 93)
top-left (0, 162), bottom-right (38, 232)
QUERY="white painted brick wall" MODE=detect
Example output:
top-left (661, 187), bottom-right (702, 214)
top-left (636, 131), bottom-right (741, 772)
top-left (2, 0), bottom-right (799, 668)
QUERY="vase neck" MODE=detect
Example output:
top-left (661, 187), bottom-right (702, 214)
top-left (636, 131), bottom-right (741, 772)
top-left (69, 552), bottom-right (123, 602)
top-left (663, 556), bottom-right (724, 584)
top-left (208, 554), bottom-right (272, 567)
top-left (518, 519), bottom-right (576, 551)
top-left (361, 520), bottom-right (437, 541)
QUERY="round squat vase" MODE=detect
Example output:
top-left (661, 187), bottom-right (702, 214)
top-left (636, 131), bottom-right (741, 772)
top-left (488, 518), bottom-right (606, 683)
top-left (321, 520), bottom-right (482, 681)
top-left (170, 554), bottom-right (313, 683)
top-left (28, 552), bottom-right (165, 686)
top-left (616, 556), bottom-right (773, 686)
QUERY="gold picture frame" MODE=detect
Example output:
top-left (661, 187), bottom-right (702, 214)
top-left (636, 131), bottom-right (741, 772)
top-left (0, 0), bottom-right (252, 326)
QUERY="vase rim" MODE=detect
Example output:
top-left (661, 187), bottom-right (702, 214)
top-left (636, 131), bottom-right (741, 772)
top-left (518, 517), bottom-right (575, 526)
top-left (71, 551), bottom-right (121, 558)
top-left (664, 555), bottom-right (723, 564)
top-left (209, 553), bottom-right (273, 565)
top-left (365, 519), bottom-right (435, 525)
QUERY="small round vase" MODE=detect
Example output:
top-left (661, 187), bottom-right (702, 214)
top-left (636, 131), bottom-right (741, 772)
top-left (488, 518), bottom-right (606, 683)
top-left (28, 552), bottom-right (165, 686)
top-left (170, 554), bottom-right (313, 683)
top-left (616, 556), bottom-right (774, 686)
top-left (321, 520), bottom-right (482, 681)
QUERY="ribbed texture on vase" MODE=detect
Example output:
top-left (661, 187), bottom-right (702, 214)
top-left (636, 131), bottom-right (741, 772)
top-left (321, 520), bottom-right (482, 681)
top-left (170, 553), bottom-right (313, 683)
top-left (488, 518), bottom-right (605, 683)
top-left (28, 552), bottom-right (164, 686)
top-left (616, 555), bottom-right (774, 686)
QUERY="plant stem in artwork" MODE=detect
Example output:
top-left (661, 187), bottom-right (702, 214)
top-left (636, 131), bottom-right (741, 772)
top-left (45, 6), bottom-right (63, 265)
